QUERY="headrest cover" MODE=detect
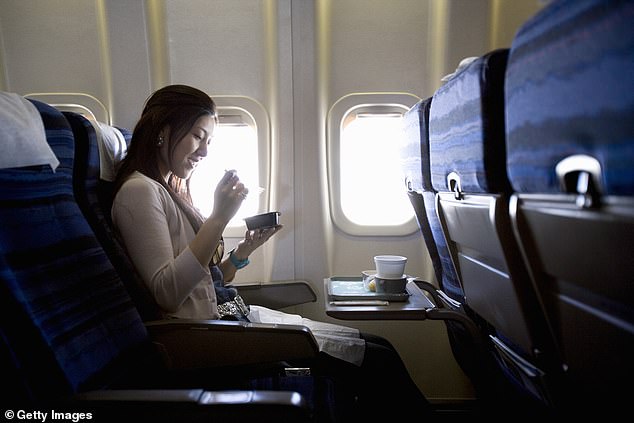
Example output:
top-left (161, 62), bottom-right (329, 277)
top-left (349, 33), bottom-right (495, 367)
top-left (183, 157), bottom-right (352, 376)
top-left (94, 121), bottom-right (128, 182)
top-left (0, 92), bottom-right (60, 171)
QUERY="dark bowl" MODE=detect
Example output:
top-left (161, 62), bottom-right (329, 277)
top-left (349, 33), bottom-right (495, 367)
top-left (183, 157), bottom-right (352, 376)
top-left (244, 211), bottom-right (281, 230)
top-left (374, 276), bottom-right (408, 294)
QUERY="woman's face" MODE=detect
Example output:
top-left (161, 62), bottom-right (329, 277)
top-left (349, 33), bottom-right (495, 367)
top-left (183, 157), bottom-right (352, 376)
top-left (159, 114), bottom-right (216, 180)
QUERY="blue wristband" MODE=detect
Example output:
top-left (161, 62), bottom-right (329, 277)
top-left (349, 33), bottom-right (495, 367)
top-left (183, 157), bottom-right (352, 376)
top-left (229, 248), bottom-right (249, 269)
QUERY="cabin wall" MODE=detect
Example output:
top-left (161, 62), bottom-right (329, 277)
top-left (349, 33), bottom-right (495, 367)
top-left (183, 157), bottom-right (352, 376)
top-left (0, 0), bottom-right (543, 402)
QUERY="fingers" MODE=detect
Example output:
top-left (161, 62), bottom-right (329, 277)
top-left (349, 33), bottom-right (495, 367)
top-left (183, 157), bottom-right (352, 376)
top-left (212, 171), bottom-right (249, 223)
top-left (237, 185), bottom-right (249, 200)
top-left (220, 169), bottom-right (237, 189)
top-left (239, 225), bottom-right (282, 257)
top-left (219, 170), bottom-right (248, 200)
top-left (248, 225), bottom-right (282, 241)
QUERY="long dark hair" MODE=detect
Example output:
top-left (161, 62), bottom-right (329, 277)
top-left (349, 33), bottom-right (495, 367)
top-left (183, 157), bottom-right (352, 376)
top-left (113, 84), bottom-right (224, 263)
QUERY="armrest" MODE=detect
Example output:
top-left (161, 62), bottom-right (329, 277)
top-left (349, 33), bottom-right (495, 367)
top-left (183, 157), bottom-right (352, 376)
top-left (409, 280), bottom-right (487, 352)
top-left (145, 319), bottom-right (319, 369)
top-left (234, 280), bottom-right (317, 309)
top-left (70, 389), bottom-right (310, 422)
top-left (412, 278), bottom-right (444, 307)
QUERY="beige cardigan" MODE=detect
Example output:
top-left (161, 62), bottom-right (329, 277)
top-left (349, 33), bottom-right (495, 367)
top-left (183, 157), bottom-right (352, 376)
top-left (112, 171), bottom-right (219, 319)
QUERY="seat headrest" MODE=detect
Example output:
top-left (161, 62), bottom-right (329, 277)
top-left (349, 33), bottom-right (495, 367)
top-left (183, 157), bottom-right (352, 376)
top-left (0, 92), bottom-right (60, 171)
top-left (93, 121), bottom-right (128, 182)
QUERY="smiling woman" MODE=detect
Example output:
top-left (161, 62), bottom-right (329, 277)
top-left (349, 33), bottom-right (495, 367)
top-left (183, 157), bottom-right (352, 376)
top-left (111, 84), bottom-right (268, 310)
top-left (157, 113), bottom-right (215, 180)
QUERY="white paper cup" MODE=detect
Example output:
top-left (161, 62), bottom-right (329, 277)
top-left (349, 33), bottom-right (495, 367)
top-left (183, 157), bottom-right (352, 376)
top-left (374, 255), bottom-right (407, 279)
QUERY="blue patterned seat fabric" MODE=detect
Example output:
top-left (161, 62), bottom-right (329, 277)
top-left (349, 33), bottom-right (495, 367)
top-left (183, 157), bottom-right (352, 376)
top-left (0, 100), bottom-right (150, 400)
top-left (115, 126), bottom-right (132, 144)
top-left (430, 49), bottom-right (511, 195)
top-left (403, 98), bottom-right (463, 302)
top-left (428, 48), bottom-right (564, 409)
top-left (506, 0), bottom-right (634, 196)
top-left (402, 98), bottom-right (516, 407)
top-left (402, 99), bottom-right (442, 282)
top-left (504, 0), bottom-right (634, 407)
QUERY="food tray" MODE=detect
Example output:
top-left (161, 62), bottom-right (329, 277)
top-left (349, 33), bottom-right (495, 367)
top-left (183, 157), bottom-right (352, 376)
top-left (327, 276), bottom-right (410, 302)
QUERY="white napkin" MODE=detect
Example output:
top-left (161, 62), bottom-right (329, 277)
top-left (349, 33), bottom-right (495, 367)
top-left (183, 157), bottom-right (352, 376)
top-left (248, 305), bottom-right (366, 366)
top-left (0, 92), bottom-right (59, 171)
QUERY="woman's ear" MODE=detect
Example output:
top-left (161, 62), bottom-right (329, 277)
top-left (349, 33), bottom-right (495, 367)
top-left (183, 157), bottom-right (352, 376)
top-left (158, 126), bottom-right (171, 146)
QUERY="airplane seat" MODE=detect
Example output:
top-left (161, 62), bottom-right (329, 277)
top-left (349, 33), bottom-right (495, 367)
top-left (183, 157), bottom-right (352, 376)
top-left (402, 98), bottom-right (522, 410)
top-left (63, 111), bottom-right (166, 321)
top-left (505, 0), bottom-right (634, 406)
top-left (0, 98), bottom-right (171, 401)
top-left (428, 49), bottom-right (563, 411)
top-left (402, 97), bottom-right (462, 302)
top-left (0, 97), bottom-right (328, 421)
top-left (402, 98), bottom-right (442, 287)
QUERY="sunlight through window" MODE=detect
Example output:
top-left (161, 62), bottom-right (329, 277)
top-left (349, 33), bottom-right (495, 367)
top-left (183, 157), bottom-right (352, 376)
top-left (340, 113), bottom-right (412, 226)
top-left (189, 123), bottom-right (260, 228)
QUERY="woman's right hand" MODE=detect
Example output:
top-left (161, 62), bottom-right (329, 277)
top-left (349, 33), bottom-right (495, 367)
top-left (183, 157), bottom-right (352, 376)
top-left (210, 170), bottom-right (248, 224)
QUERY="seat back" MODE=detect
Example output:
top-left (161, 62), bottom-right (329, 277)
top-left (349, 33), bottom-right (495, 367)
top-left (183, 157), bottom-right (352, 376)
top-left (402, 97), bottom-right (524, 408)
top-left (403, 97), bottom-right (464, 303)
top-left (402, 98), bottom-right (443, 285)
top-left (429, 49), bottom-right (562, 407)
top-left (64, 111), bottom-right (165, 321)
top-left (0, 99), bottom-right (154, 404)
top-left (505, 0), bottom-right (634, 404)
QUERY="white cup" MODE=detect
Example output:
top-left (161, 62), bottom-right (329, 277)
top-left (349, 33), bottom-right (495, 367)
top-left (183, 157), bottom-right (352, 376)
top-left (374, 255), bottom-right (407, 279)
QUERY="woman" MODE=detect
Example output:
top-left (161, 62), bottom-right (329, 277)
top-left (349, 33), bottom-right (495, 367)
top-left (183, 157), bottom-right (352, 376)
top-left (111, 84), bottom-right (431, 419)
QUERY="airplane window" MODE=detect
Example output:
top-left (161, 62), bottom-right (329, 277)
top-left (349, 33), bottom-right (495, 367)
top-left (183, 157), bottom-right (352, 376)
top-left (340, 113), bottom-right (412, 226)
top-left (190, 114), bottom-right (260, 230)
top-left (328, 93), bottom-right (420, 236)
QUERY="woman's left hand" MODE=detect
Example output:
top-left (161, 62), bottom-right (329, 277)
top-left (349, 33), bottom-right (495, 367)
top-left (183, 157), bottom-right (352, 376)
top-left (235, 225), bottom-right (283, 258)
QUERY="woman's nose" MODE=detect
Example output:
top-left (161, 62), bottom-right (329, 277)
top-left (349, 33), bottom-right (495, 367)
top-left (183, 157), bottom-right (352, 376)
top-left (198, 141), bottom-right (208, 157)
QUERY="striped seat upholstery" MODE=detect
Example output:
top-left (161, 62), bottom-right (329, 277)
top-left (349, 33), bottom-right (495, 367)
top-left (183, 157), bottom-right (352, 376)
top-left (429, 49), bottom-right (563, 409)
top-left (430, 50), bottom-right (511, 196)
top-left (506, 0), bottom-right (634, 195)
top-left (65, 111), bottom-right (165, 322)
top-left (115, 126), bottom-right (132, 144)
top-left (505, 0), bottom-right (634, 406)
top-left (402, 98), bottom-right (443, 286)
top-left (402, 98), bottom-right (512, 406)
top-left (0, 100), bottom-right (150, 402)
top-left (403, 98), bottom-right (463, 303)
